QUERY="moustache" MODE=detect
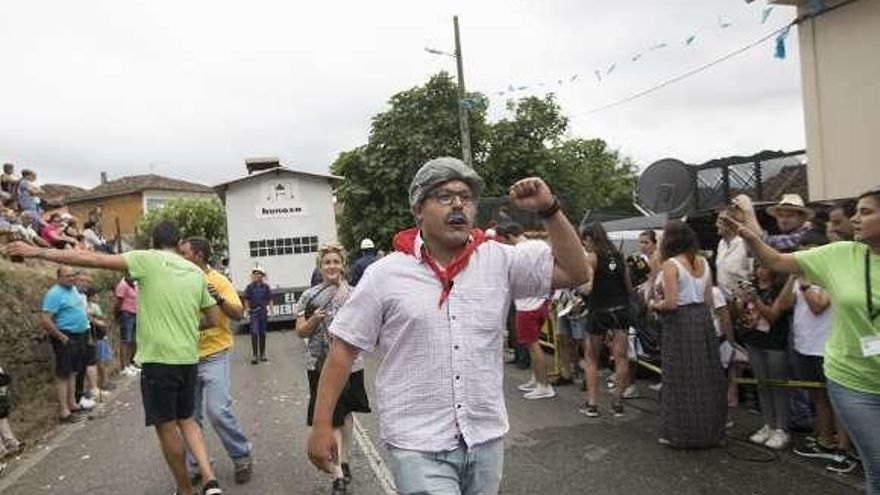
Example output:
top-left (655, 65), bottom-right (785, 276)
top-left (446, 212), bottom-right (469, 225)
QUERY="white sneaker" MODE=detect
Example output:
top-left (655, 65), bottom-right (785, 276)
top-left (649, 382), bottom-right (663, 392)
top-left (517, 379), bottom-right (537, 392)
top-left (622, 384), bottom-right (639, 399)
top-left (78, 396), bottom-right (96, 410)
top-left (523, 384), bottom-right (557, 400)
top-left (749, 425), bottom-right (772, 445)
top-left (764, 429), bottom-right (790, 450)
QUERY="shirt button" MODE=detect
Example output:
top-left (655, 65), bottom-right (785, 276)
top-left (451, 315), bottom-right (457, 320)
top-left (454, 345), bottom-right (459, 350)
top-left (457, 404), bottom-right (462, 409)
top-left (455, 375), bottom-right (460, 380)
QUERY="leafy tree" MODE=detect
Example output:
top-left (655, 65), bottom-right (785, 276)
top-left (135, 197), bottom-right (227, 264)
top-left (331, 72), bottom-right (489, 251)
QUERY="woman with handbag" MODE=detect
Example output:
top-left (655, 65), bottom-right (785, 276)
top-left (295, 244), bottom-right (370, 495)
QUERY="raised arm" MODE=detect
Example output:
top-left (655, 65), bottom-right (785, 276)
top-left (718, 215), bottom-right (800, 275)
top-left (508, 178), bottom-right (590, 288)
top-left (7, 241), bottom-right (128, 271)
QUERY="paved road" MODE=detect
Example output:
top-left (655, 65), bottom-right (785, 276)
top-left (0, 332), bottom-right (864, 494)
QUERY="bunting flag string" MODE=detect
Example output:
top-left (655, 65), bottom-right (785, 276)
top-left (488, 1), bottom-right (795, 99)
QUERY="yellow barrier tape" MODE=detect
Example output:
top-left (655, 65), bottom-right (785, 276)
top-left (634, 359), bottom-right (824, 389)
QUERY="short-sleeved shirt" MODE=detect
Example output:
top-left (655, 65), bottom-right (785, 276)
top-left (514, 240), bottom-right (551, 311)
top-left (330, 235), bottom-right (554, 452)
top-left (198, 269), bottom-right (243, 358)
top-left (15, 179), bottom-right (39, 212)
top-left (42, 284), bottom-right (90, 334)
top-left (123, 250), bottom-right (215, 365)
top-left (791, 282), bottom-right (832, 357)
top-left (115, 279), bottom-right (138, 314)
top-left (243, 282), bottom-right (273, 315)
top-left (295, 283), bottom-right (364, 372)
top-left (795, 241), bottom-right (880, 394)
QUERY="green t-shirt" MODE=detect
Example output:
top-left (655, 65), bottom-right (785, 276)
top-left (795, 241), bottom-right (880, 394)
top-left (123, 250), bottom-right (215, 365)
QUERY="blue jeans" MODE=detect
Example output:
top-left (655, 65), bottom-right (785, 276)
top-left (386, 437), bottom-right (504, 495)
top-left (249, 312), bottom-right (268, 358)
top-left (186, 351), bottom-right (251, 471)
top-left (828, 380), bottom-right (880, 494)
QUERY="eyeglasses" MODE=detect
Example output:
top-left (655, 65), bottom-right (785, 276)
top-left (428, 189), bottom-right (475, 206)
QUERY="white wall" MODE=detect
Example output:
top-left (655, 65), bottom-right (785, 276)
top-left (223, 171), bottom-right (338, 291)
top-left (795, 0), bottom-right (880, 200)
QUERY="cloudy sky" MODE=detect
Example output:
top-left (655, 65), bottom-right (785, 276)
top-left (0, 0), bottom-right (806, 189)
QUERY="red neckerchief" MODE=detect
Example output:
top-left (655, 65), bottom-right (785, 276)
top-left (393, 227), bottom-right (487, 307)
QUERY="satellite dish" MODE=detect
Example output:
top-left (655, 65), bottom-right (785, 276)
top-left (637, 158), bottom-right (695, 218)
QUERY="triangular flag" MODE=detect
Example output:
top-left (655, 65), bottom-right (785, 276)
top-left (809, 0), bottom-right (825, 13)
top-left (650, 42), bottom-right (667, 50)
top-left (570, 74), bottom-right (578, 82)
top-left (761, 7), bottom-right (774, 24)
top-left (685, 35), bottom-right (697, 46)
top-left (775, 25), bottom-right (791, 59)
top-left (606, 63), bottom-right (617, 75)
top-left (594, 70), bottom-right (602, 82)
top-left (632, 53), bottom-right (643, 62)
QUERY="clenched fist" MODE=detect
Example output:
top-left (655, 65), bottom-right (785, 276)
top-left (508, 178), bottom-right (555, 213)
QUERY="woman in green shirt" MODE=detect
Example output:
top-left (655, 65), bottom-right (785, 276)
top-left (722, 186), bottom-right (880, 494)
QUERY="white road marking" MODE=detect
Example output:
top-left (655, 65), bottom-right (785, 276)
top-left (352, 416), bottom-right (396, 495)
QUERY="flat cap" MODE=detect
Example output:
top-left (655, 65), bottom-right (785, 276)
top-left (409, 157), bottom-right (484, 207)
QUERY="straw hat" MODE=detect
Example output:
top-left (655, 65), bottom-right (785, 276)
top-left (767, 194), bottom-right (814, 219)
top-left (252, 265), bottom-right (266, 275)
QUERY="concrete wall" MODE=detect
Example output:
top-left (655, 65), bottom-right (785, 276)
top-left (222, 171), bottom-right (338, 292)
top-left (796, 0), bottom-right (880, 200)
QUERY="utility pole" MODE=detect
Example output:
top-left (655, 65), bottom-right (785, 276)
top-left (453, 15), bottom-right (473, 167)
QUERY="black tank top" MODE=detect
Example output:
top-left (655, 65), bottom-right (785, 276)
top-left (590, 251), bottom-right (630, 310)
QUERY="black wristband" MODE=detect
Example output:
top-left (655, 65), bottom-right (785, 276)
top-left (538, 197), bottom-right (561, 219)
top-left (214, 296), bottom-right (225, 306)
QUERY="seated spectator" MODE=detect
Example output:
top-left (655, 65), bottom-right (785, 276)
top-left (82, 221), bottom-right (113, 253)
top-left (0, 209), bottom-right (13, 234)
top-left (41, 213), bottom-right (78, 249)
top-left (11, 211), bottom-right (49, 247)
top-left (14, 169), bottom-right (43, 217)
top-left (61, 214), bottom-right (84, 248)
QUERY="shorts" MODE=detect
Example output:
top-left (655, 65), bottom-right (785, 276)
top-left (515, 303), bottom-right (549, 345)
top-left (557, 316), bottom-right (586, 340)
top-left (140, 363), bottom-right (198, 427)
top-left (307, 369), bottom-right (371, 427)
top-left (50, 333), bottom-right (87, 378)
top-left (118, 311), bottom-right (137, 344)
top-left (84, 342), bottom-right (98, 367)
top-left (793, 352), bottom-right (825, 383)
top-left (587, 305), bottom-right (633, 336)
top-left (95, 338), bottom-right (113, 363)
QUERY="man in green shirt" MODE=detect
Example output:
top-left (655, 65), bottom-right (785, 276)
top-left (9, 221), bottom-right (225, 495)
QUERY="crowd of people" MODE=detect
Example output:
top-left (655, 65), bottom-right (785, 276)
top-left (2, 154), bottom-right (878, 495)
top-left (0, 162), bottom-right (114, 253)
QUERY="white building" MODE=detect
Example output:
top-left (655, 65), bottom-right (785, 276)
top-left (214, 159), bottom-right (341, 320)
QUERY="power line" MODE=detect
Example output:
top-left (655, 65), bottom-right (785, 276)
top-left (572, 0), bottom-right (867, 117)
top-left (572, 22), bottom-right (793, 117)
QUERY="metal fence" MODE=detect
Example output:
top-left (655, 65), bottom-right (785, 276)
top-left (693, 149), bottom-right (807, 211)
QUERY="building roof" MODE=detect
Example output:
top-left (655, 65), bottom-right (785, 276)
top-left (213, 167), bottom-right (343, 192)
top-left (41, 183), bottom-right (87, 208)
top-left (66, 174), bottom-right (214, 204)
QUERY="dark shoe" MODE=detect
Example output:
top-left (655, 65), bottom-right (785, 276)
top-left (341, 462), bottom-right (351, 484)
top-left (612, 402), bottom-right (625, 418)
top-left (202, 479), bottom-right (222, 495)
top-left (332, 478), bottom-right (347, 494)
top-left (550, 376), bottom-right (574, 387)
top-left (250, 358), bottom-right (259, 365)
top-left (233, 456), bottom-right (253, 484)
top-left (826, 451), bottom-right (859, 474)
top-left (578, 403), bottom-right (600, 418)
top-left (794, 438), bottom-right (838, 460)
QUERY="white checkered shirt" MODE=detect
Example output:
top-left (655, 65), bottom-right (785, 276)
top-left (329, 234), bottom-right (553, 452)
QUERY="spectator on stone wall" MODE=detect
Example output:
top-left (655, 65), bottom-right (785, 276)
top-left (12, 211), bottom-right (49, 247)
top-left (41, 213), bottom-right (78, 249)
top-left (14, 169), bottom-right (42, 217)
top-left (82, 220), bottom-right (113, 253)
top-left (0, 163), bottom-right (17, 196)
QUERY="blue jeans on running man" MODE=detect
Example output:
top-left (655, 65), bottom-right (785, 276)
top-left (827, 379), bottom-right (880, 494)
top-left (186, 350), bottom-right (251, 472)
top-left (386, 437), bottom-right (504, 495)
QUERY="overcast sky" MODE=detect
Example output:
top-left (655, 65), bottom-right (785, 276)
top-left (0, 0), bottom-right (806, 189)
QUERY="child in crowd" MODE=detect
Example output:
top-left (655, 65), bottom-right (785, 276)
top-left (86, 289), bottom-right (113, 395)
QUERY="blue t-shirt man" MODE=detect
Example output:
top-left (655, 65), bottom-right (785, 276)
top-left (42, 284), bottom-right (90, 334)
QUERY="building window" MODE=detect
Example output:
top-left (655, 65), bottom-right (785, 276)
top-left (249, 236), bottom-right (319, 258)
top-left (145, 197), bottom-right (167, 212)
